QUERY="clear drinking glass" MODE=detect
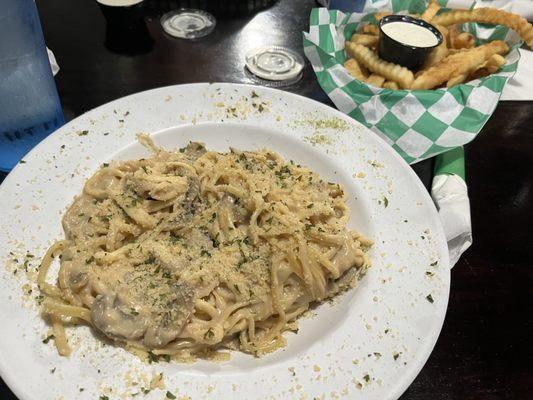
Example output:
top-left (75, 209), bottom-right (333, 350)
top-left (0, 0), bottom-right (64, 172)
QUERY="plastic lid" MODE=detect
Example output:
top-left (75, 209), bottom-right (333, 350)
top-left (160, 9), bottom-right (216, 39)
top-left (245, 46), bottom-right (304, 83)
top-left (97, 0), bottom-right (143, 6)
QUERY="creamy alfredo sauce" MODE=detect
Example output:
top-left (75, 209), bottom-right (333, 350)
top-left (381, 21), bottom-right (439, 47)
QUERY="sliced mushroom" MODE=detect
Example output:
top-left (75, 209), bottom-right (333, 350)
top-left (143, 282), bottom-right (196, 347)
top-left (91, 292), bottom-right (149, 341)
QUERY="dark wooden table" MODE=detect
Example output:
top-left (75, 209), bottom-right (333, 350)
top-left (1, 0), bottom-right (531, 398)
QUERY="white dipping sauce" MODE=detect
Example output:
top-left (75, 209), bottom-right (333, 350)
top-left (381, 21), bottom-right (439, 47)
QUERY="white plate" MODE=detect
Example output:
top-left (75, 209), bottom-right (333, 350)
top-left (0, 83), bottom-right (449, 400)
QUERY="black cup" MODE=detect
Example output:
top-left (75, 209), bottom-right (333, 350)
top-left (378, 15), bottom-right (442, 71)
top-left (96, 0), bottom-right (154, 55)
top-left (97, 0), bottom-right (145, 29)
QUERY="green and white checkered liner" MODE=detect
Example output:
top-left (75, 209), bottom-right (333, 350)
top-left (303, 0), bottom-right (522, 164)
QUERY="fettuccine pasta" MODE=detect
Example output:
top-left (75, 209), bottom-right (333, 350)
top-left (38, 135), bottom-right (371, 360)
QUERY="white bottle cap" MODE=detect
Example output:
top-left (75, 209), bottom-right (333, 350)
top-left (245, 46), bottom-right (304, 83)
top-left (97, 0), bottom-right (143, 6)
top-left (160, 9), bottom-right (216, 39)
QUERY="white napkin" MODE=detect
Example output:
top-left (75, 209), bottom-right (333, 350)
top-left (501, 49), bottom-right (533, 100)
top-left (431, 174), bottom-right (472, 267)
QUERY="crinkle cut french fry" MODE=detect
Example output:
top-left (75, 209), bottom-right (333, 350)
top-left (360, 24), bottom-right (378, 35)
top-left (459, 32), bottom-right (475, 48)
top-left (383, 81), bottom-right (399, 90)
top-left (422, 24), bottom-right (449, 69)
top-left (421, 0), bottom-right (440, 22)
top-left (452, 31), bottom-right (475, 49)
top-left (468, 54), bottom-right (506, 80)
top-left (350, 33), bottom-right (379, 48)
top-left (447, 74), bottom-right (467, 87)
top-left (448, 48), bottom-right (469, 55)
top-left (345, 42), bottom-right (415, 89)
top-left (344, 58), bottom-right (367, 81)
top-left (433, 7), bottom-right (533, 48)
top-left (374, 12), bottom-right (391, 22)
top-left (486, 54), bottom-right (506, 72)
top-left (447, 25), bottom-right (460, 47)
top-left (411, 40), bottom-right (509, 90)
top-left (366, 74), bottom-right (386, 87)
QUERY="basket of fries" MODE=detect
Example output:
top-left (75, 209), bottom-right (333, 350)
top-left (303, 0), bottom-right (531, 163)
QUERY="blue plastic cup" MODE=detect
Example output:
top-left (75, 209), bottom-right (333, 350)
top-left (0, 0), bottom-right (64, 172)
top-left (328, 0), bottom-right (366, 12)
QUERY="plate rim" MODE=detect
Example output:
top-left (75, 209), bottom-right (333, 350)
top-left (0, 82), bottom-right (450, 400)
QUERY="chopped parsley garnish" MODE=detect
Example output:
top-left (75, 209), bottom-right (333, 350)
top-left (204, 328), bottom-right (214, 339)
top-left (147, 351), bottom-right (159, 363)
top-left (393, 352), bottom-right (401, 360)
top-left (426, 294), bottom-right (434, 303)
top-left (169, 233), bottom-right (181, 244)
top-left (42, 334), bottom-right (55, 344)
top-left (85, 256), bottom-right (95, 264)
top-left (130, 309), bottom-right (139, 316)
top-left (251, 91), bottom-right (259, 98)
top-left (78, 130), bottom-right (89, 136)
top-left (363, 374), bottom-right (370, 383)
top-left (143, 254), bottom-right (156, 264)
top-left (200, 249), bottom-right (211, 257)
top-left (166, 391), bottom-right (177, 399)
top-left (307, 203), bottom-right (314, 208)
top-left (99, 396), bottom-right (109, 400)
top-left (383, 197), bottom-right (389, 208)
top-left (233, 284), bottom-right (241, 293)
top-left (430, 260), bottom-right (438, 266)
